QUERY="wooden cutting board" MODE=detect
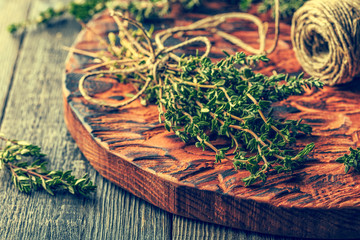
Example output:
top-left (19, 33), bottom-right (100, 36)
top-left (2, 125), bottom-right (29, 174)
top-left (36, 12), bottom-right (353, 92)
top-left (62, 4), bottom-right (360, 239)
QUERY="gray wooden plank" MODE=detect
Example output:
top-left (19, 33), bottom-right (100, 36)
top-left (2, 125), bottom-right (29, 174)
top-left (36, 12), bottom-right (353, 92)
top-left (171, 216), bottom-right (302, 240)
top-left (0, 0), bottom-right (31, 123)
top-left (0, 1), bottom-right (171, 239)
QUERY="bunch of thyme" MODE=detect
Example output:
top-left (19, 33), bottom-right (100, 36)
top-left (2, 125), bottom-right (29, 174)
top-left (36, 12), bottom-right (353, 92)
top-left (0, 134), bottom-right (96, 196)
top-left (74, 10), bottom-right (322, 185)
top-left (160, 54), bottom-right (321, 185)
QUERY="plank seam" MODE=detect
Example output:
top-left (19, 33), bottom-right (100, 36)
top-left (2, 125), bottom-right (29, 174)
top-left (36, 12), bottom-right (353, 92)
top-left (169, 213), bottom-right (173, 240)
top-left (0, 4), bottom-right (31, 129)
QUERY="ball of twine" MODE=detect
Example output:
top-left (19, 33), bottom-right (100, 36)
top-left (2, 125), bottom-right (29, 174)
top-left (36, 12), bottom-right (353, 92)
top-left (291, 0), bottom-right (360, 85)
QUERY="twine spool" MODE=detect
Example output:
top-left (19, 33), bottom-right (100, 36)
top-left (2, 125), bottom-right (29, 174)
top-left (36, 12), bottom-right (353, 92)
top-left (291, 0), bottom-right (360, 85)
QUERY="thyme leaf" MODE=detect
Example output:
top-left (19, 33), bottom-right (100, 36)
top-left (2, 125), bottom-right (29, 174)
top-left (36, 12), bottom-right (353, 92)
top-left (336, 148), bottom-right (360, 174)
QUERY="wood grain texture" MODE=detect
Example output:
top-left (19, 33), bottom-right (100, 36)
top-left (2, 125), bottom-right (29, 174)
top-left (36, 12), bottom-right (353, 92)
top-left (63, 5), bottom-right (360, 239)
top-left (0, 1), bottom-right (171, 240)
top-left (0, 0), bottom-right (358, 240)
top-left (171, 215), bottom-right (293, 240)
top-left (0, 0), bottom-right (31, 123)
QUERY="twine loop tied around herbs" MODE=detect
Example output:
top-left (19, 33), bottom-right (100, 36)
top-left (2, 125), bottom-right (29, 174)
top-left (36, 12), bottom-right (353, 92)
top-left (291, 0), bottom-right (360, 86)
top-left (78, 0), bottom-right (280, 108)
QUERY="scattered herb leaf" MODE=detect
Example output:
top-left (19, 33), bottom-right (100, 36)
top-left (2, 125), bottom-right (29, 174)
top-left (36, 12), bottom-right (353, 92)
top-left (336, 147), bottom-right (360, 174)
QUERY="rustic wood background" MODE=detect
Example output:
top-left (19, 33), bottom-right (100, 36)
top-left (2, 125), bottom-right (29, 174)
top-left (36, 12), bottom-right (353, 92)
top-left (0, 1), bottom-right (358, 239)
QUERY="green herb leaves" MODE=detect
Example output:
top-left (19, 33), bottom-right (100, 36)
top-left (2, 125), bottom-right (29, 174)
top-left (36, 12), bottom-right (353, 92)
top-left (158, 52), bottom-right (322, 186)
top-left (336, 147), bottom-right (360, 174)
top-left (0, 135), bottom-right (96, 197)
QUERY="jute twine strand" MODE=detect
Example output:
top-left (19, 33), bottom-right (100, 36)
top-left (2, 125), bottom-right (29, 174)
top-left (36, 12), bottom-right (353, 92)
top-left (291, 0), bottom-right (360, 85)
top-left (78, 0), bottom-right (280, 108)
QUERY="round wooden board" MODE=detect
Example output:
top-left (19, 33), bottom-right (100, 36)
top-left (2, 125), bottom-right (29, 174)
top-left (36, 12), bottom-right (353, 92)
top-left (63, 5), bottom-right (360, 239)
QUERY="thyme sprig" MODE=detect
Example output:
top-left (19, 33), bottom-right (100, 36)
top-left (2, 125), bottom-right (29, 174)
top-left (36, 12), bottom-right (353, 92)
top-left (75, 11), bottom-right (322, 186)
top-left (0, 134), bottom-right (96, 197)
top-left (336, 148), bottom-right (360, 174)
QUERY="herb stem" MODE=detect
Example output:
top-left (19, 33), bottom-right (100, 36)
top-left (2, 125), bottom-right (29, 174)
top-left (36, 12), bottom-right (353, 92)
top-left (229, 132), bottom-right (239, 151)
top-left (113, 14), bottom-right (151, 57)
top-left (82, 58), bottom-right (146, 73)
top-left (111, 11), bottom-right (155, 61)
top-left (174, 77), bottom-right (234, 106)
top-left (196, 135), bottom-right (243, 163)
top-left (7, 162), bottom-right (51, 180)
top-left (228, 124), bottom-right (268, 147)
top-left (258, 144), bottom-right (269, 173)
top-left (246, 92), bottom-right (288, 143)
top-left (62, 46), bottom-right (100, 59)
top-left (196, 99), bottom-right (270, 150)
top-left (225, 112), bottom-right (246, 124)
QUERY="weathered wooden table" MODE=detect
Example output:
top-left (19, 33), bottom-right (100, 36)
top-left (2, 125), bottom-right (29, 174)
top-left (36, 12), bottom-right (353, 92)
top-left (0, 1), bottom-right (334, 239)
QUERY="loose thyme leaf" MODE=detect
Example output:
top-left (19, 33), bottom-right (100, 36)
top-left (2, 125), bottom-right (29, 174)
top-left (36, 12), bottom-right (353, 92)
top-left (336, 147), bottom-right (360, 173)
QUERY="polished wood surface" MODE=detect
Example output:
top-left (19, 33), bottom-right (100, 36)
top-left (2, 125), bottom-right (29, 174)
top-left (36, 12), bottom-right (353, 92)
top-left (1, 1), bottom-right (317, 240)
top-left (63, 6), bottom-right (360, 239)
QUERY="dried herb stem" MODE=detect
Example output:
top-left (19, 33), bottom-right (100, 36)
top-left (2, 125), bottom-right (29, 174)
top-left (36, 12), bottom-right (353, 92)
top-left (81, 58), bottom-right (145, 72)
top-left (246, 92), bottom-right (288, 143)
top-left (6, 162), bottom-right (50, 180)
